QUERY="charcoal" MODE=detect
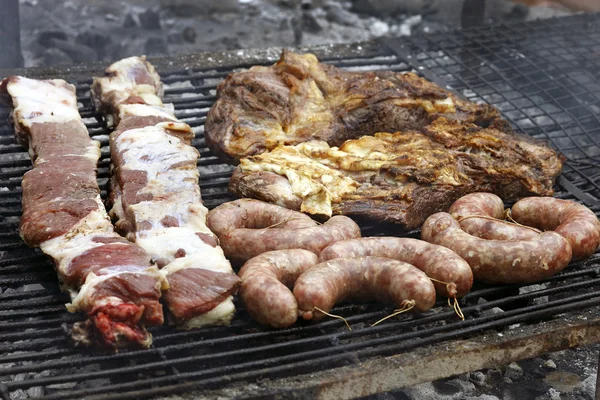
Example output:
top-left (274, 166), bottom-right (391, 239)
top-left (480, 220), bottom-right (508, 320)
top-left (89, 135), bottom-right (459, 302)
top-left (76, 31), bottom-right (112, 50)
top-left (183, 26), bottom-right (197, 43)
top-left (144, 37), bottom-right (169, 56)
top-left (302, 9), bottom-right (327, 32)
top-left (139, 8), bottom-right (162, 30)
top-left (445, 379), bottom-right (476, 396)
top-left (505, 362), bottom-right (524, 380)
top-left (122, 13), bottom-right (138, 28)
top-left (470, 371), bottom-right (486, 386)
top-left (27, 386), bottom-right (43, 397)
top-left (325, 3), bottom-right (360, 26)
top-left (50, 39), bottom-right (97, 63)
top-left (37, 31), bottom-right (68, 47)
top-left (41, 48), bottom-right (73, 66)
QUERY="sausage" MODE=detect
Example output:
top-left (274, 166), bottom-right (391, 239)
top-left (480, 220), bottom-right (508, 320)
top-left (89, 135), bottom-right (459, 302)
top-left (238, 249), bottom-right (319, 328)
top-left (206, 199), bottom-right (358, 266)
top-left (421, 212), bottom-right (572, 284)
top-left (215, 211), bottom-right (361, 266)
top-left (449, 193), bottom-right (538, 241)
top-left (293, 257), bottom-right (436, 320)
top-left (320, 237), bottom-right (472, 298)
top-left (511, 197), bottom-right (600, 260)
top-left (207, 198), bottom-right (318, 238)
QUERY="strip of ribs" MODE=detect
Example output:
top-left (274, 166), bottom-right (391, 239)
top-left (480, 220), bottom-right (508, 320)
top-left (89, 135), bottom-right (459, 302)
top-left (229, 118), bottom-right (564, 229)
top-left (0, 76), bottom-right (166, 349)
top-left (205, 50), bottom-right (501, 164)
top-left (91, 57), bottom-right (241, 329)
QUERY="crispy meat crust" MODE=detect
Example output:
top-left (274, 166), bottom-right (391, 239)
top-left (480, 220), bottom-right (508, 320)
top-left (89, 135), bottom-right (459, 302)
top-left (205, 50), bottom-right (500, 164)
top-left (230, 118), bottom-right (564, 229)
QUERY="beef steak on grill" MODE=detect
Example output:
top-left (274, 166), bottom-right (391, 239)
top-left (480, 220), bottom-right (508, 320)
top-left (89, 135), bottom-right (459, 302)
top-left (229, 118), bottom-right (564, 229)
top-left (205, 50), bottom-right (500, 164)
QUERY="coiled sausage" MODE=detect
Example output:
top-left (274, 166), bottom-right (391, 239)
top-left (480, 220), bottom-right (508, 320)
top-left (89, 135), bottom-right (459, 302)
top-left (320, 237), bottom-right (472, 298)
top-left (511, 197), bottom-right (600, 260)
top-left (208, 199), bottom-right (361, 265)
top-left (238, 249), bottom-right (319, 328)
top-left (207, 198), bottom-right (318, 238)
top-left (421, 212), bottom-right (572, 284)
top-left (293, 257), bottom-right (436, 320)
top-left (449, 193), bottom-right (538, 241)
top-left (223, 215), bottom-right (360, 266)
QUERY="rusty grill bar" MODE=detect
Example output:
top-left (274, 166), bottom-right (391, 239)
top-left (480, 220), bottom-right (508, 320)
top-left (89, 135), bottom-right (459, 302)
top-left (1, 13), bottom-right (600, 400)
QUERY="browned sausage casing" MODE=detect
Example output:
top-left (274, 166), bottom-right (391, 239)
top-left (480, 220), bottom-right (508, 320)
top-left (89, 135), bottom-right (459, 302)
top-left (511, 197), bottom-right (600, 260)
top-left (222, 221), bottom-right (361, 266)
top-left (421, 212), bottom-right (572, 284)
top-left (449, 192), bottom-right (538, 241)
top-left (238, 249), bottom-right (319, 328)
top-left (207, 199), bottom-right (361, 265)
top-left (207, 198), bottom-right (318, 238)
top-left (293, 257), bottom-right (436, 320)
top-left (320, 237), bottom-right (473, 298)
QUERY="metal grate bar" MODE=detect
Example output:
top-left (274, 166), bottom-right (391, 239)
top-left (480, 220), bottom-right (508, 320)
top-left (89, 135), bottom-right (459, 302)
top-left (23, 295), bottom-right (600, 400)
top-left (2, 268), bottom-right (598, 382)
top-left (382, 18), bottom-right (600, 206)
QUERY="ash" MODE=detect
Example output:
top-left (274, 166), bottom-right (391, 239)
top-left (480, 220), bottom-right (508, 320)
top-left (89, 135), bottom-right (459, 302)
top-left (19, 0), bottom-right (573, 68)
top-left (380, 345), bottom-right (599, 400)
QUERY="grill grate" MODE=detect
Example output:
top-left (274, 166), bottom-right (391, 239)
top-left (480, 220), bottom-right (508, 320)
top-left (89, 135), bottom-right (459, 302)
top-left (1, 13), bottom-right (600, 400)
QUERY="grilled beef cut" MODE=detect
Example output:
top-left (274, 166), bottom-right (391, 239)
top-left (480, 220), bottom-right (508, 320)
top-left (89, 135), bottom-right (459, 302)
top-left (0, 76), bottom-right (166, 349)
top-left (205, 50), bottom-right (500, 164)
top-left (230, 118), bottom-right (564, 228)
top-left (92, 57), bottom-right (241, 329)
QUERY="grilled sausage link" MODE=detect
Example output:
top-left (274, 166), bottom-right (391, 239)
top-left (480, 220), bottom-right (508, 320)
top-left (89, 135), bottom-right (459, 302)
top-left (511, 197), bottom-right (600, 260)
top-left (320, 237), bottom-right (472, 298)
top-left (449, 192), bottom-right (538, 241)
top-left (238, 249), bottom-right (319, 328)
top-left (421, 212), bottom-right (572, 284)
top-left (294, 257), bottom-right (436, 320)
top-left (208, 200), bottom-right (361, 266)
top-left (207, 198), bottom-right (318, 238)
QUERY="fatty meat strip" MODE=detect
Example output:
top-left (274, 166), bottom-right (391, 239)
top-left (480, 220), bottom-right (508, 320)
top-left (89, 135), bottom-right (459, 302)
top-left (0, 76), bottom-right (166, 349)
top-left (91, 57), bottom-right (241, 329)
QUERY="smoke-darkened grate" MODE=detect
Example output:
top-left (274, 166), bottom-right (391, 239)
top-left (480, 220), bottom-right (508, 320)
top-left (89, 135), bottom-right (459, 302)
top-left (1, 13), bottom-right (600, 400)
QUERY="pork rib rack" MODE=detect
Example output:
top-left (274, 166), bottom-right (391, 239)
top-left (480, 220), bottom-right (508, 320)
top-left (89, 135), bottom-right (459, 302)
top-left (91, 57), bottom-right (241, 329)
top-left (0, 76), bottom-right (166, 349)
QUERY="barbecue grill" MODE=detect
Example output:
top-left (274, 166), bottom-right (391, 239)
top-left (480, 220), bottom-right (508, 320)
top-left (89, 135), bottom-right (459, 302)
top-left (1, 12), bottom-right (600, 400)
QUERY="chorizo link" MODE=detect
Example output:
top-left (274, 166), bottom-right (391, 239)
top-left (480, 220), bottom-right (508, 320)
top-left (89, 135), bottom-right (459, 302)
top-left (294, 257), bottom-right (436, 320)
top-left (320, 237), bottom-right (473, 298)
top-left (449, 193), bottom-right (538, 241)
top-left (238, 249), bottom-right (319, 328)
top-left (208, 200), bottom-right (361, 265)
top-left (511, 197), bottom-right (600, 260)
top-left (421, 212), bottom-right (572, 284)
top-left (207, 198), bottom-right (318, 238)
